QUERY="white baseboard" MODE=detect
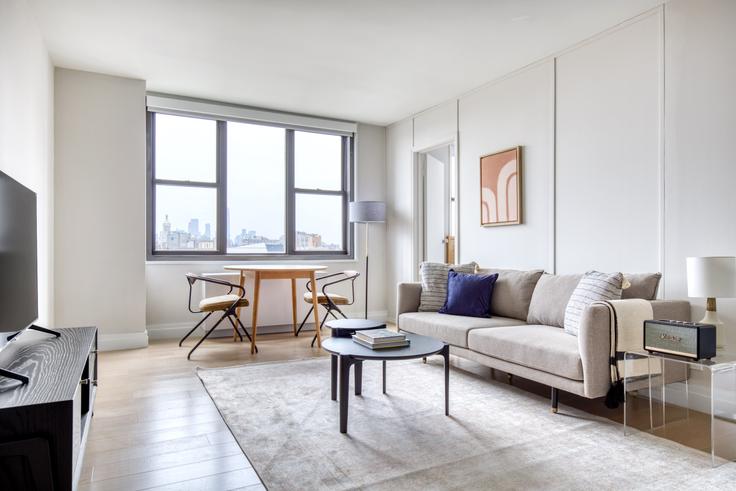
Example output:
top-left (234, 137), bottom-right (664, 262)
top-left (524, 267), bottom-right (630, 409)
top-left (147, 310), bottom-right (389, 341)
top-left (98, 330), bottom-right (149, 351)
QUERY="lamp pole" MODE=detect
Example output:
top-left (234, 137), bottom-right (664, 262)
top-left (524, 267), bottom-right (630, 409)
top-left (364, 222), bottom-right (369, 319)
top-left (349, 201), bottom-right (386, 321)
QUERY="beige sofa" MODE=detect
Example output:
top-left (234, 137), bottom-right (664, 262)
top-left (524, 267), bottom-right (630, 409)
top-left (397, 269), bottom-right (690, 410)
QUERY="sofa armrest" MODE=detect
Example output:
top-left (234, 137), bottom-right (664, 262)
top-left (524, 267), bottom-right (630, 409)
top-left (578, 300), bottom-right (691, 398)
top-left (577, 304), bottom-right (612, 398)
top-left (396, 282), bottom-right (422, 324)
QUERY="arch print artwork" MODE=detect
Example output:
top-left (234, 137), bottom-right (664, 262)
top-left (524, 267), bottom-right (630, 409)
top-left (480, 146), bottom-right (522, 227)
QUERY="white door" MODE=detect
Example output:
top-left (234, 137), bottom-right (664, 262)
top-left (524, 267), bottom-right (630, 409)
top-left (422, 144), bottom-right (456, 264)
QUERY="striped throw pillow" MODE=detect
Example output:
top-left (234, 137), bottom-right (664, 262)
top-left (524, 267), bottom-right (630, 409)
top-left (563, 271), bottom-right (624, 336)
top-left (418, 262), bottom-right (478, 312)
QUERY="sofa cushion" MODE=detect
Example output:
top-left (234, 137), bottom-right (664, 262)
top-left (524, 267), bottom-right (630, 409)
top-left (527, 272), bottom-right (662, 328)
top-left (467, 325), bottom-right (583, 380)
top-left (476, 268), bottom-right (544, 321)
top-left (418, 262), bottom-right (478, 312)
top-left (564, 271), bottom-right (624, 336)
top-left (439, 271), bottom-right (498, 318)
top-left (399, 312), bottom-right (526, 348)
top-left (526, 273), bottom-right (582, 328)
top-left (622, 273), bottom-right (662, 300)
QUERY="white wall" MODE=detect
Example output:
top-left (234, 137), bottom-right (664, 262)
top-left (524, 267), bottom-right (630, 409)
top-left (664, 0), bottom-right (736, 346)
top-left (458, 61), bottom-right (554, 271)
top-left (386, 118), bottom-right (414, 319)
top-left (556, 12), bottom-right (662, 274)
top-left (385, 0), bottom-right (736, 346)
top-left (0, 0), bottom-right (54, 326)
top-left (413, 101), bottom-right (457, 151)
top-left (54, 69), bottom-right (147, 350)
top-left (145, 123), bottom-right (387, 338)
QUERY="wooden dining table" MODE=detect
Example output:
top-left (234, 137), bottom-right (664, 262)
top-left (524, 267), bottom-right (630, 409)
top-left (224, 264), bottom-right (328, 353)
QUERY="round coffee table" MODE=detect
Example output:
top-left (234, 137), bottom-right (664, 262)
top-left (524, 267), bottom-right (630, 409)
top-left (322, 333), bottom-right (449, 433)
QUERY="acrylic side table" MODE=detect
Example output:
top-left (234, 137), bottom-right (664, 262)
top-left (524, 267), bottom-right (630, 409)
top-left (623, 350), bottom-right (736, 467)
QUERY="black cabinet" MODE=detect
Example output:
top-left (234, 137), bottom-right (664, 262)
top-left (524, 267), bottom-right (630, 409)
top-left (0, 327), bottom-right (97, 490)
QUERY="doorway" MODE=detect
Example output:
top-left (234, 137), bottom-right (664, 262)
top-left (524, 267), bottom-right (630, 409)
top-left (418, 142), bottom-right (458, 265)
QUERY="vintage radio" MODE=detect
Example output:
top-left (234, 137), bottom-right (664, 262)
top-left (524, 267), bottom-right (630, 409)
top-left (643, 319), bottom-right (717, 360)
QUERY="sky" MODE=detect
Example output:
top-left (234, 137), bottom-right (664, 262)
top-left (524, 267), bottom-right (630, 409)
top-left (153, 114), bottom-right (344, 247)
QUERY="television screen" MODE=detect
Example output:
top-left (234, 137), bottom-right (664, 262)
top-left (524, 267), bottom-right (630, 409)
top-left (0, 170), bottom-right (38, 336)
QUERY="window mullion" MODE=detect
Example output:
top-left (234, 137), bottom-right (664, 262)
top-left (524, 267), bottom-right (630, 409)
top-left (342, 135), bottom-right (350, 255)
top-left (286, 129), bottom-right (296, 255)
top-left (217, 120), bottom-right (227, 253)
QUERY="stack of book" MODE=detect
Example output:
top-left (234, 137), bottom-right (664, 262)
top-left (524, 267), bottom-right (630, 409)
top-left (352, 329), bottom-right (410, 349)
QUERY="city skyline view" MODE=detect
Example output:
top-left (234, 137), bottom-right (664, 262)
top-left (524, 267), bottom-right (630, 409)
top-left (156, 211), bottom-right (342, 253)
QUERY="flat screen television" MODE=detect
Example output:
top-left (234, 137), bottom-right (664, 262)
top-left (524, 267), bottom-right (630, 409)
top-left (0, 170), bottom-right (38, 351)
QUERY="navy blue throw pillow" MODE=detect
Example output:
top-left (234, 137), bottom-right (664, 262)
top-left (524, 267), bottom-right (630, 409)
top-left (439, 270), bottom-right (498, 318)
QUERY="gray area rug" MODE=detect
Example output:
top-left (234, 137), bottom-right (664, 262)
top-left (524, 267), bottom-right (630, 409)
top-left (197, 357), bottom-right (736, 490)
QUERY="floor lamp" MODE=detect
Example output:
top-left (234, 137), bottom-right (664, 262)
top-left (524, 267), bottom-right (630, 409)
top-left (349, 201), bottom-right (386, 319)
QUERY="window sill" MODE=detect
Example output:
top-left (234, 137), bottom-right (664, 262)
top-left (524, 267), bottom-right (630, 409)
top-left (145, 257), bottom-right (359, 266)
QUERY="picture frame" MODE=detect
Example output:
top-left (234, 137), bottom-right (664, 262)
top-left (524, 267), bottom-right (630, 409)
top-left (480, 146), bottom-right (522, 227)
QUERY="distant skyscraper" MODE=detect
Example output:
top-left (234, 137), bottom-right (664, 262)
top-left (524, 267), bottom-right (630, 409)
top-left (204, 223), bottom-right (211, 239)
top-left (188, 218), bottom-right (200, 238)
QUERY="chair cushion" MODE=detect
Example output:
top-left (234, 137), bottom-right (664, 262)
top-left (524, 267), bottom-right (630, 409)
top-left (476, 268), bottom-right (544, 321)
top-left (199, 294), bottom-right (249, 312)
top-left (468, 325), bottom-right (583, 380)
top-left (527, 273), bottom-right (583, 328)
top-left (399, 312), bottom-right (526, 348)
top-left (303, 292), bottom-right (350, 305)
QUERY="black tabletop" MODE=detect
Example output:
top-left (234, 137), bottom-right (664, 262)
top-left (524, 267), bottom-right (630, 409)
top-left (324, 318), bottom-right (385, 330)
top-left (322, 333), bottom-right (445, 360)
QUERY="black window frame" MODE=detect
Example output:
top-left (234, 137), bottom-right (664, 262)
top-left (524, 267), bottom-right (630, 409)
top-left (146, 110), bottom-right (354, 261)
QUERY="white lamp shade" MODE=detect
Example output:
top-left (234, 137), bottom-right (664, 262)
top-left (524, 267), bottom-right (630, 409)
top-left (686, 256), bottom-right (736, 298)
top-left (349, 201), bottom-right (386, 223)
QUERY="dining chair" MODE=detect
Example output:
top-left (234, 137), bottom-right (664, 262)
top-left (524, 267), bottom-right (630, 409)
top-left (296, 270), bottom-right (360, 346)
top-left (180, 273), bottom-right (257, 359)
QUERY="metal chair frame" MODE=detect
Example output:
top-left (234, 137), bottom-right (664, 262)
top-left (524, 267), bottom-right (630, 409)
top-left (296, 271), bottom-right (360, 346)
top-left (180, 273), bottom-right (257, 359)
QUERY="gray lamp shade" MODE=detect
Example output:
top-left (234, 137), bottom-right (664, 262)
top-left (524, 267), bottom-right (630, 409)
top-left (349, 201), bottom-right (386, 223)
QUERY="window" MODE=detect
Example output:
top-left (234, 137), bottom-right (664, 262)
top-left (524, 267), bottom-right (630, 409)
top-left (148, 111), bottom-right (353, 259)
top-left (293, 131), bottom-right (345, 252)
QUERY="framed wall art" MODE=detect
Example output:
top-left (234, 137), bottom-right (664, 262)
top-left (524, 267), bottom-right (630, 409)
top-left (480, 146), bottom-right (522, 227)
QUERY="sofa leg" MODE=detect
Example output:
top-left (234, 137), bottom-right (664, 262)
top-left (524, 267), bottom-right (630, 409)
top-left (507, 373), bottom-right (513, 385)
top-left (422, 357), bottom-right (427, 364)
top-left (551, 387), bottom-right (559, 414)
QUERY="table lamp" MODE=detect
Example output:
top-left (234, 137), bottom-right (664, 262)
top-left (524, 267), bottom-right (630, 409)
top-left (349, 201), bottom-right (386, 319)
top-left (686, 256), bottom-right (736, 348)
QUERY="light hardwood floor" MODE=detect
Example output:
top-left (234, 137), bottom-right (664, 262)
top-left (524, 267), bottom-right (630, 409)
top-left (81, 329), bottom-right (728, 490)
top-left (80, 332), bottom-right (328, 491)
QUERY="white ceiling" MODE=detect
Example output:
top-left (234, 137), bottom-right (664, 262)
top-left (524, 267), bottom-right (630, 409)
top-left (28, 0), bottom-right (661, 125)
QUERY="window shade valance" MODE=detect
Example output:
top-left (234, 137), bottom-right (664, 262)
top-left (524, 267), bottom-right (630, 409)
top-left (146, 93), bottom-right (357, 135)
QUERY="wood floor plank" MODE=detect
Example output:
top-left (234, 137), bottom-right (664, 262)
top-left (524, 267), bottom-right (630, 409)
top-left (86, 421), bottom-right (230, 452)
top-left (143, 468), bottom-right (262, 491)
top-left (206, 429), bottom-right (237, 445)
top-left (90, 409), bottom-right (225, 437)
top-left (82, 441), bottom-right (243, 482)
top-left (84, 435), bottom-right (213, 466)
top-left (79, 454), bottom-right (251, 491)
